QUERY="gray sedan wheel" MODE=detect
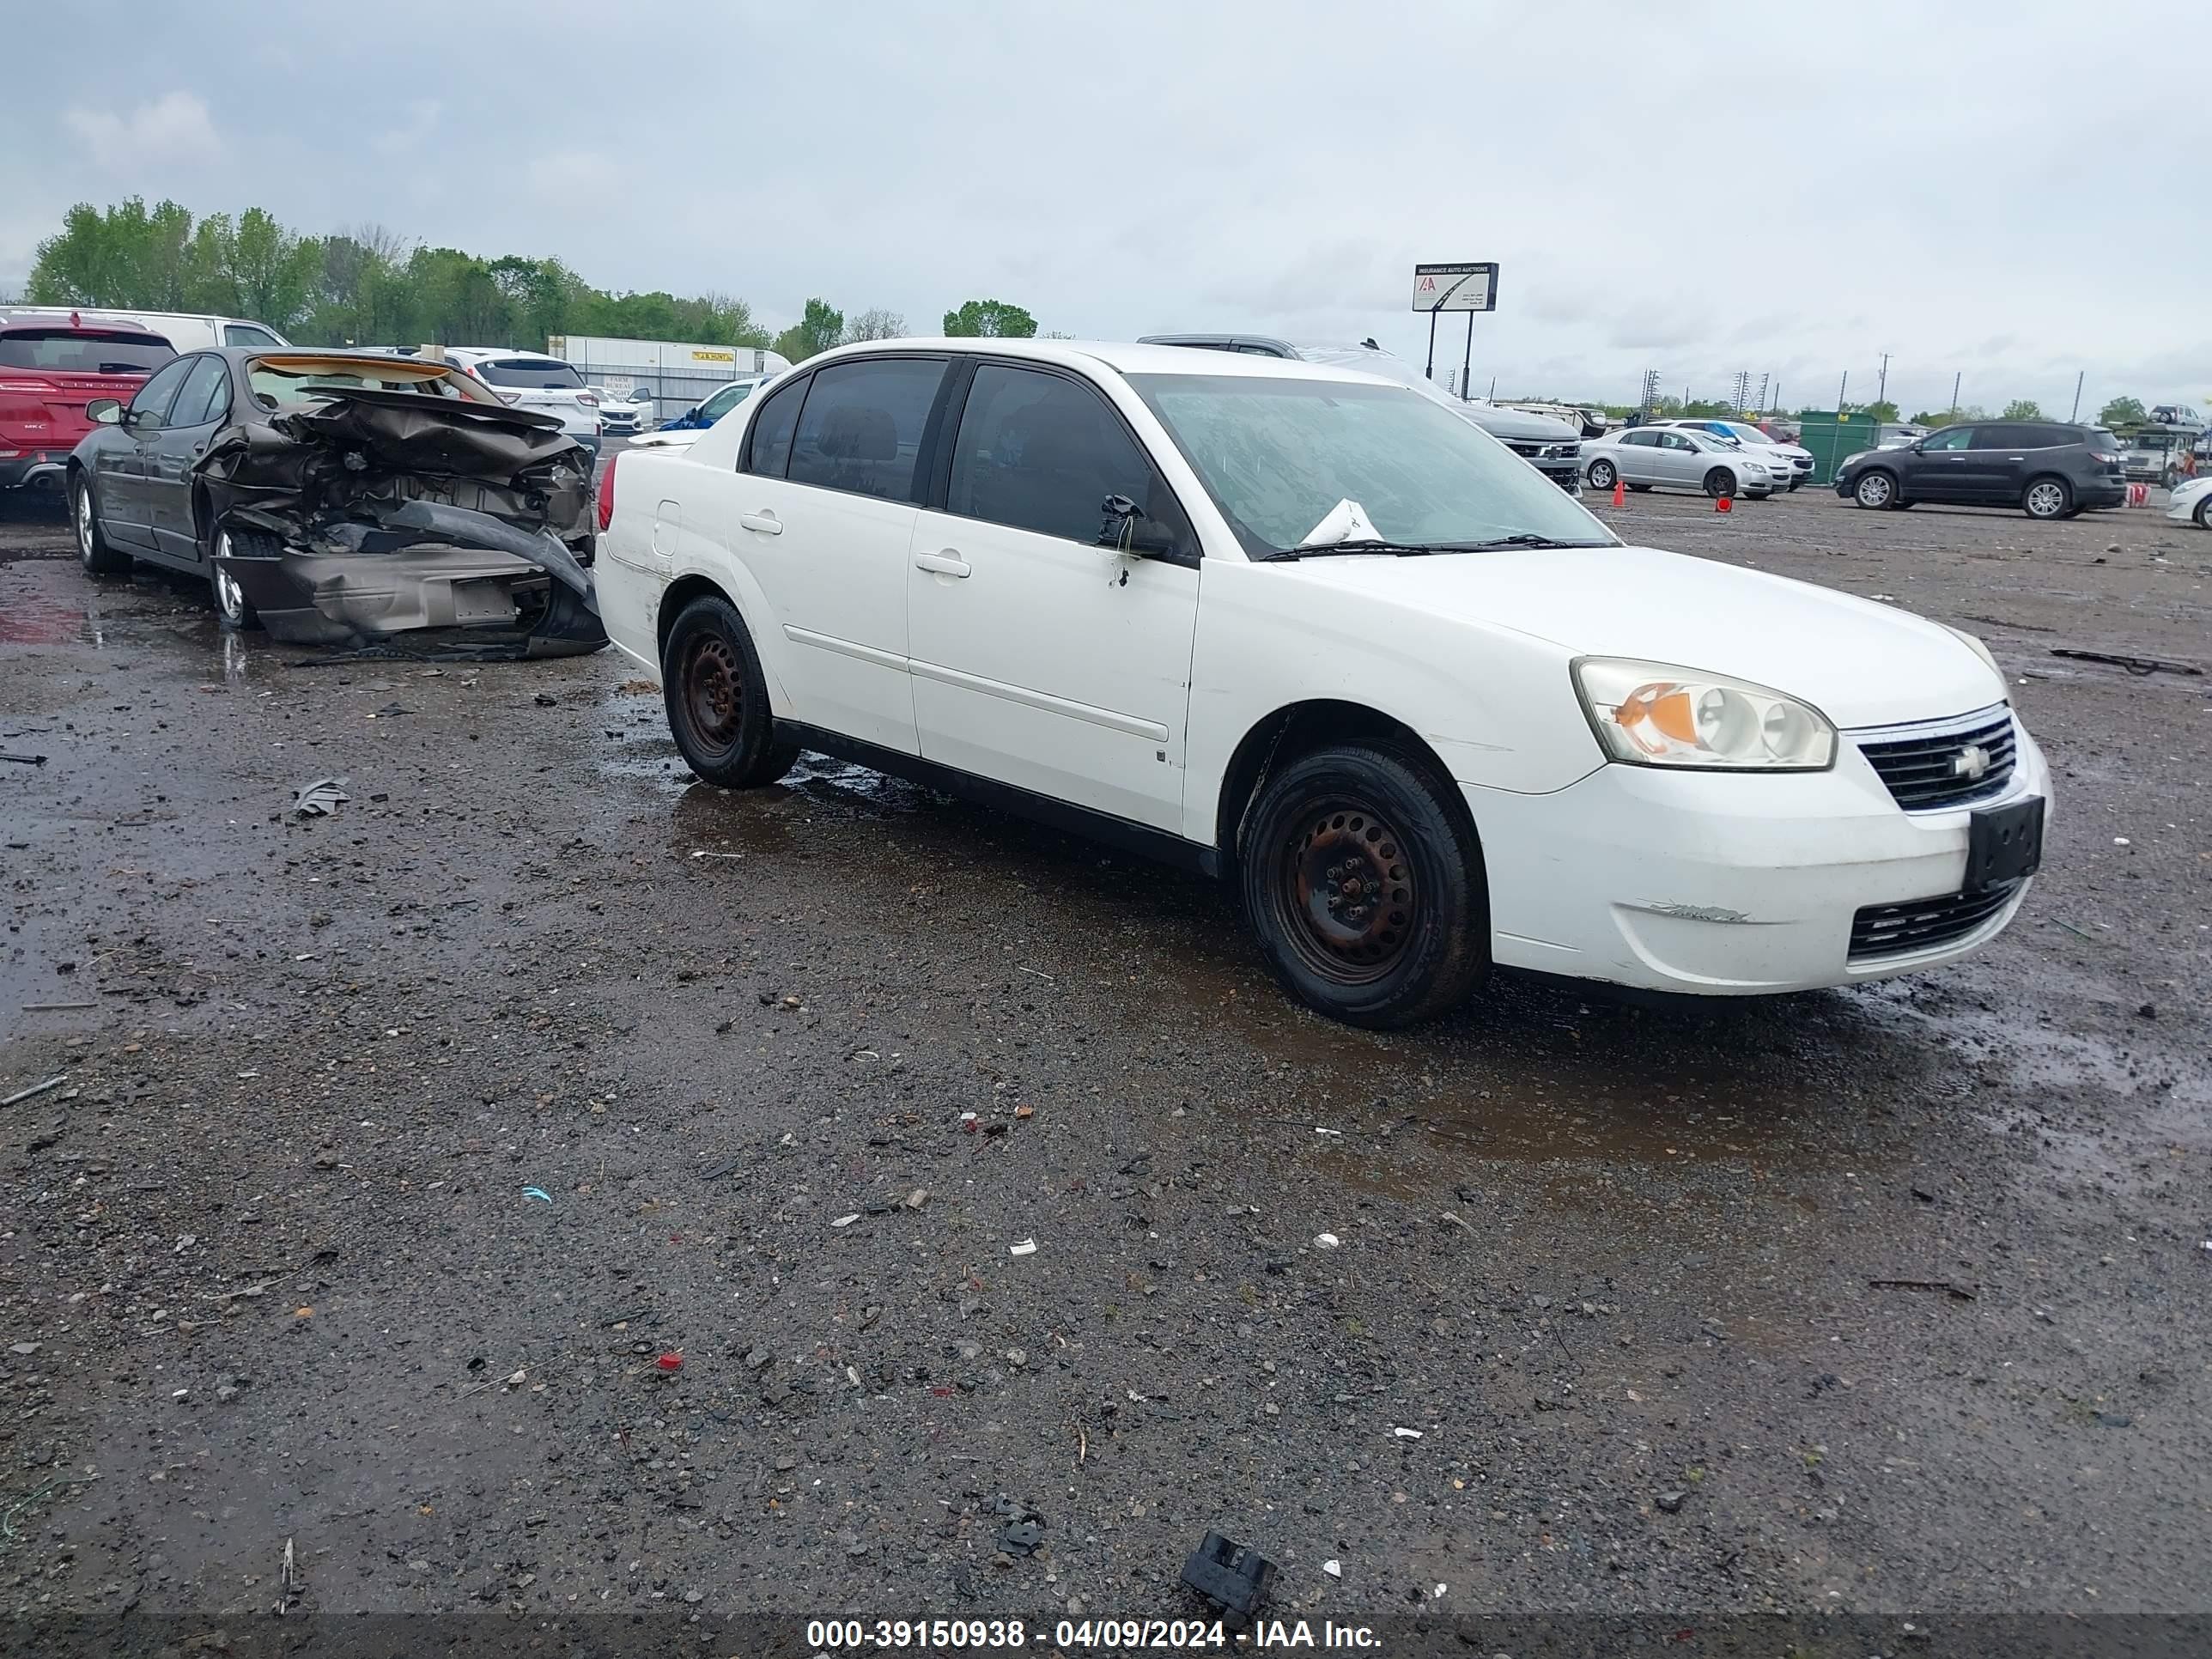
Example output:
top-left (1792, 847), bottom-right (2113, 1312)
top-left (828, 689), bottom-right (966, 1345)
top-left (1587, 458), bottom-right (1617, 491)
top-left (73, 472), bottom-right (131, 575)
top-left (211, 529), bottom-right (262, 630)
top-left (1853, 471), bottom-right (1896, 510)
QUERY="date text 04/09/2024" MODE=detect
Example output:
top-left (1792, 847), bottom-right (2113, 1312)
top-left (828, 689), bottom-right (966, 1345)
top-left (803, 1621), bottom-right (1382, 1650)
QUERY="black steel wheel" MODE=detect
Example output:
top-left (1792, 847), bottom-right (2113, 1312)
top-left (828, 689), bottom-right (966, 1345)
top-left (1703, 467), bottom-right (1736, 499)
top-left (1239, 743), bottom-right (1486, 1028)
top-left (660, 593), bottom-right (798, 787)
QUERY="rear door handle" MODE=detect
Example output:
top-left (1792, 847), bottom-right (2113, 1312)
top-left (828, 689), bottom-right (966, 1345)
top-left (2006, 455), bottom-right (2024, 461)
top-left (737, 511), bottom-right (782, 535)
top-left (915, 550), bottom-right (971, 578)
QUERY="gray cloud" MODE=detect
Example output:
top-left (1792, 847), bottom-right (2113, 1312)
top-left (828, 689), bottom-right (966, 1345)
top-left (5, 0), bottom-right (2204, 417)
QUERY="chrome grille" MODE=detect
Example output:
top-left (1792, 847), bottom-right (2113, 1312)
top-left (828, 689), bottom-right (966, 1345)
top-left (1850, 881), bottom-right (2021, 962)
top-left (1853, 705), bottom-right (2016, 811)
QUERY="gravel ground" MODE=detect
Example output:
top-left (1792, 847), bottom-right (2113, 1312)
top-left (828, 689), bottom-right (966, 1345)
top-left (0, 481), bottom-right (2206, 1637)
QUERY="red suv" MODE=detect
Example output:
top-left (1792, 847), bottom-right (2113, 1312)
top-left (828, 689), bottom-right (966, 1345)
top-left (0, 313), bottom-right (176, 499)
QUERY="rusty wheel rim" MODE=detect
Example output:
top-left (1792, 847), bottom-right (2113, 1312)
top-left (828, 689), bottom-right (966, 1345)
top-left (1278, 799), bottom-right (1415, 986)
top-left (682, 633), bottom-right (744, 751)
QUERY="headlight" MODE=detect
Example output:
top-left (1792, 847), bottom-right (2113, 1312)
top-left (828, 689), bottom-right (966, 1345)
top-left (1573, 658), bottom-right (1837, 770)
top-left (1942, 624), bottom-right (2002, 683)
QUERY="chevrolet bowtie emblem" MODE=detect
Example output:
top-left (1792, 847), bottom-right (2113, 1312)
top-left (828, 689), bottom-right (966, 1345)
top-left (1951, 744), bottom-right (1993, 781)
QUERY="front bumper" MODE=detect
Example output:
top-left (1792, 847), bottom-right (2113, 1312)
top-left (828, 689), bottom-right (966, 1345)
top-left (1464, 721), bottom-right (2050, 994)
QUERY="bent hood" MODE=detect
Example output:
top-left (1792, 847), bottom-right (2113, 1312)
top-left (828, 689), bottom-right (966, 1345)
top-left (1275, 543), bottom-right (2005, 729)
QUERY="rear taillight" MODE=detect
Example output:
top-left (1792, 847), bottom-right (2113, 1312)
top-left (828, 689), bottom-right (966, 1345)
top-left (2090, 451), bottom-right (2120, 465)
top-left (596, 451), bottom-right (617, 532)
top-left (576, 392), bottom-right (599, 407)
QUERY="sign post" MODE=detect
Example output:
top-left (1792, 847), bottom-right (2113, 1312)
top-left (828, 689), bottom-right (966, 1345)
top-left (1412, 263), bottom-right (1498, 398)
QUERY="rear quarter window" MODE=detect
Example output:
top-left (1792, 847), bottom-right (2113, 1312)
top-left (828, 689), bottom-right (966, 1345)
top-left (477, 358), bottom-right (586, 390)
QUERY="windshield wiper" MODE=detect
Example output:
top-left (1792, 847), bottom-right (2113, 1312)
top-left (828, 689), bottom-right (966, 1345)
top-left (1261, 533), bottom-right (1610, 562)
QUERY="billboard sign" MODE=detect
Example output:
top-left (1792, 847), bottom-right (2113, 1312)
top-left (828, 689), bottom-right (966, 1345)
top-left (1412, 263), bottom-right (1498, 313)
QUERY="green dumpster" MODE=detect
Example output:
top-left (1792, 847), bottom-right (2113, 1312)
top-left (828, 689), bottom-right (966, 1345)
top-left (1794, 411), bottom-right (1881, 487)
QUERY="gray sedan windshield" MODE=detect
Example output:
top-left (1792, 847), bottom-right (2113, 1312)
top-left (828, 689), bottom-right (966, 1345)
top-left (1128, 374), bottom-right (1611, 557)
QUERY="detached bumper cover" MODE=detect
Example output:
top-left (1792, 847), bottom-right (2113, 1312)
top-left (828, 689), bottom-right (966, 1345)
top-left (218, 500), bottom-right (605, 658)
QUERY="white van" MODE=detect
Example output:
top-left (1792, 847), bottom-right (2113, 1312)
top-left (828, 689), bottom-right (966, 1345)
top-left (0, 307), bottom-right (289, 353)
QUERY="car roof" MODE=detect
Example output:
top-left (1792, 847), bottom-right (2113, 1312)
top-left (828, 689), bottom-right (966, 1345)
top-left (801, 337), bottom-right (1386, 386)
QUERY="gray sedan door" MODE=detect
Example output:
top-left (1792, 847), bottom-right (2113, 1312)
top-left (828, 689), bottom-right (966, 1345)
top-left (143, 355), bottom-right (234, 565)
top-left (100, 356), bottom-right (198, 549)
top-left (1653, 430), bottom-right (1702, 488)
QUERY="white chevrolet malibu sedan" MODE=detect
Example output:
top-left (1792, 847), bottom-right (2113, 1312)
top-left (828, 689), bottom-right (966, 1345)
top-left (592, 340), bottom-right (2049, 1027)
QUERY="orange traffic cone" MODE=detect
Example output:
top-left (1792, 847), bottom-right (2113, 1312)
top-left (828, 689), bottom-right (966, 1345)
top-left (1715, 495), bottom-right (1733, 514)
top-left (1611, 477), bottom-right (1626, 508)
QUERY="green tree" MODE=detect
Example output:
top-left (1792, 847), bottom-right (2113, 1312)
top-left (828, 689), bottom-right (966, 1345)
top-left (773, 297), bottom-right (845, 362)
top-left (2099, 395), bottom-right (2145, 427)
top-left (2002, 398), bottom-right (2044, 420)
top-left (942, 298), bottom-right (1036, 337)
top-left (1863, 398), bottom-right (1900, 423)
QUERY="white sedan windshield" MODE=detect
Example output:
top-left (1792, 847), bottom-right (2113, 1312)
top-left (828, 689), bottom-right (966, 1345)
top-left (1130, 374), bottom-right (1612, 556)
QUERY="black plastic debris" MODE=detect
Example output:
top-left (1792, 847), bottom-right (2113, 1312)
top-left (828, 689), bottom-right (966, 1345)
top-left (992, 1494), bottom-right (1044, 1557)
top-left (1181, 1531), bottom-right (1277, 1620)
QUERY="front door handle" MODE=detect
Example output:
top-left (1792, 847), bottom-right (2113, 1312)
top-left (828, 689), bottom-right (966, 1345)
top-left (737, 511), bottom-right (782, 535)
top-left (2005, 455), bottom-right (2024, 461)
top-left (915, 550), bottom-right (971, 578)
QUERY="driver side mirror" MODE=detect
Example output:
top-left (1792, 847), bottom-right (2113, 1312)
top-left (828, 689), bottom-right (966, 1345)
top-left (87, 398), bottom-right (123, 426)
top-left (1097, 493), bottom-right (1188, 562)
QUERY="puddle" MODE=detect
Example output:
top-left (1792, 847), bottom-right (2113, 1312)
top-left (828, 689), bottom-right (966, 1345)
top-left (0, 594), bottom-right (93, 645)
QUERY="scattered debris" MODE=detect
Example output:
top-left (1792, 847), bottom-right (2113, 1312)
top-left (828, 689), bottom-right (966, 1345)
top-left (1656, 1490), bottom-right (1686, 1514)
top-left (689, 849), bottom-right (744, 860)
top-left (1390, 1426), bottom-right (1424, 1439)
top-left (1180, 1531), bottom-right (1278, 1622)
top-left (655, 1352), bottom-right (684, 1375)
top-left (904, 1188), bottom-right (930, 1210)
top-left (2049, 647), bottom-right (2202, 678)
top-left (1008, 1237), bottom-right (1038, 1256)
top-left (0, 750), bottom-right (46, 766)
top-left (21, 1000), bottom-right (95, 1012)
top-left (1314, 1232), bottom-right (1341, 1249)
top-left (2, 1074), bottom-right (69, 1109)
top-left (534, 692), bottom-right (560, 706)
top-left (9, 1342), bottom-right (40, 1356)
top-left (992, 1494), bottom-right (1045, 1556)
top-left (831, 1212), bottom-right (861, 1229)
top-left (1322, 1559), bottom-right (1342, 1578)
top-left (1869, 1277), bottom-right (1978, 1301)
top-left (1439, 1211), bottom-right (1475, 1233)
top-left (1014, 1103), bottom-right (1034, 1120)
top-left (698, 1155), bottom-right (744, 1181)
top-left (520, 1187), bottom-right (554, 1205)
top-left (291, 777), bottom-right (349, 817)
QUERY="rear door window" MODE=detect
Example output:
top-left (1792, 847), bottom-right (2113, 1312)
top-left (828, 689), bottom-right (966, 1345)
top-left (785, 357), bottom-right (946, 503)
top-left (172, 356), bottom-right (232, 428)
top-left (740, 374), bottom-right (808, 476)
top-left (946, 363), bottom-right (1193, 555)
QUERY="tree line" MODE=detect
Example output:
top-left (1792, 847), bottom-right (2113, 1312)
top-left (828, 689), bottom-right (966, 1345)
top-left (21, 198), bottom-right (1037, 363)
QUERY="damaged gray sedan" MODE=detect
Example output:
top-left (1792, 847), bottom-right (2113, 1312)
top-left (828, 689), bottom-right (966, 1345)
top-left (66, 348), bottom-right (605, 657)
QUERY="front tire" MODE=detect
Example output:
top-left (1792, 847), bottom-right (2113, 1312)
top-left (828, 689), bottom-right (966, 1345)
top-left (661, 593), bottom-right (798, 788)
top-left (2195, 494), bottom-right (2212, 530)
top-left (2022, 477), bottom-right (2070, 520)
top-left (1239, 744), bottom-right (1486, 1029)
top-left (72, 472), bottom-right (131, 575)
top-left (1853, 470), bottom-right (1897, 510)
top-left (1586, 459), bottom-right (1617, 491)
top-left (210, 527), bottom-right (263, 630)
top-left (1703, 468), bottom-right (1737, 499)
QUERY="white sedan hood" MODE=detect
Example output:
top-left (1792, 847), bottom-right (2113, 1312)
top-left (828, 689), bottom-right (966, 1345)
top-left (1275, 543), bottom-right (2005, 729)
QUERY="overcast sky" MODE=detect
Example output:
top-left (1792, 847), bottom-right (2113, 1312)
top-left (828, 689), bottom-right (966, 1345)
top-left (9, 2), bottom-right (2203, 417)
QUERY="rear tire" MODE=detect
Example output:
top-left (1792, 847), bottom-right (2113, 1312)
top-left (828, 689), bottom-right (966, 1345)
top-left (660, 593), bottom-right (799, 788)
top-left (2022, 477), bottom-right (2070, 520)
top-left (1586, 459), bottom-right (1617, 491)
top-left (1703, 468), bottom-right (1736, 499)
top-left (1239, 743), bottom-right (1487, 1029)
top-left (72, 471), bottom-right (131, 575)
top-left (1853, 470), bottom-right (1898, 510)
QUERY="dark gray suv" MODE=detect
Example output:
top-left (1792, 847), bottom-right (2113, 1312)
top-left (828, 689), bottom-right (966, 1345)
top-left (1835, 421), bottom-right (2126, 519)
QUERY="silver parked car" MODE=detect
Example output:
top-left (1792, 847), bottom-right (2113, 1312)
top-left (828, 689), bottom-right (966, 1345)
top-left (1581, 426), bottom-right (1777, 498)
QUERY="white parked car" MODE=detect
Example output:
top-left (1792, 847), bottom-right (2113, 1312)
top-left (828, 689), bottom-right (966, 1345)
top-left (1646, 418), bottom-right (1814, 489)
top-left (1580, 426), bottom-right (1778, 498)
top-left (2167, 474), bottom-right (2212, 529)
top-left (592, 340), bottom-right (2047, 1026)
top-left (441, 348), bottom-right (604, 458)
top-left (0, 306), bottom-right (289, 353)
top-left (592, 386), bottom-right (656, 434)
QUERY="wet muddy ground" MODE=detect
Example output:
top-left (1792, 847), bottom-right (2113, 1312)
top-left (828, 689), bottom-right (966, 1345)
top-left (0, 483), bottom-right (2207, 1630)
